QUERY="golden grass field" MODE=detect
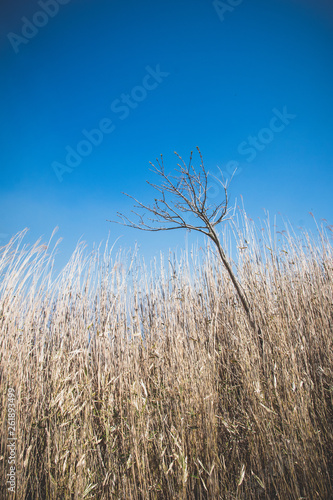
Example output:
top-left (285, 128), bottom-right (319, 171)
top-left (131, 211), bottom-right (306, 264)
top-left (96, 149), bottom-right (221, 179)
top-left (1, 213), bottom-right (332, 499)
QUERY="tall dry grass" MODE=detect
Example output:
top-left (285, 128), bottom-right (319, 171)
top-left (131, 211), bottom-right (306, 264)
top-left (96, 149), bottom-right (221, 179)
top-left (0, 213), bottom-right (332, 499)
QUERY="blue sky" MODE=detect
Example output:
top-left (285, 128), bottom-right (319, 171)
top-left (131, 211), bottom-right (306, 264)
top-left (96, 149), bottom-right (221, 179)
top-left (1, 0), bottom-right (333, 273)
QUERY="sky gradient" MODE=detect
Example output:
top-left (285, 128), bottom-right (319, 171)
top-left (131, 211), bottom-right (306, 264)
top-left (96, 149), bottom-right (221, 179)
top-left (1, 0), bottom-right (333, 273)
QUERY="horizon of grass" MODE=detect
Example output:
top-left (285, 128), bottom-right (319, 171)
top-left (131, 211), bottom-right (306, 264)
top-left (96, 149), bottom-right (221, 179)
top-left (0, 210), bottom-right (332, 499)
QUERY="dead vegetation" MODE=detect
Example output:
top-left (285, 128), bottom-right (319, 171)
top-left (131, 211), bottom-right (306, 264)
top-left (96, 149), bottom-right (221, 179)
top-left (0, 212), bottom-right (333, 499)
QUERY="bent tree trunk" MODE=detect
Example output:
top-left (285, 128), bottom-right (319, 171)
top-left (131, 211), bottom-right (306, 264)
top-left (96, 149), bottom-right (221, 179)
top-left (208, 231), bottom-right (263, 357)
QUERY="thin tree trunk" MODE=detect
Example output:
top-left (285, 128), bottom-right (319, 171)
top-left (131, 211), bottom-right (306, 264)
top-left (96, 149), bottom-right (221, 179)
top-left (209, 233), bottom-right (264, 357)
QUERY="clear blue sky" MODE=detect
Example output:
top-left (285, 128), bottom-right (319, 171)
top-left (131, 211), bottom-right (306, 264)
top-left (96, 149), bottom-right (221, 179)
top-left (1, 0), bottom-right (333, 273)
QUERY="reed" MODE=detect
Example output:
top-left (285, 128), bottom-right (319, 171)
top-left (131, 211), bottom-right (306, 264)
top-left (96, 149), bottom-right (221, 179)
top-left (0, 213), bottom-right (332, 499)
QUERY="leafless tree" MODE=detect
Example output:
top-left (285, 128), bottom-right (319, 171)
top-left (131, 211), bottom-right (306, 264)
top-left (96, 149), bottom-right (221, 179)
top-left (108, 147), bottom-right (263, 355)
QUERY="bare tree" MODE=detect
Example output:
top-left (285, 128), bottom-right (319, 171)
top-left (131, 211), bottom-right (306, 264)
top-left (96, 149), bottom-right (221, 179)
top-left (108, 147), bottom-right (263, 354)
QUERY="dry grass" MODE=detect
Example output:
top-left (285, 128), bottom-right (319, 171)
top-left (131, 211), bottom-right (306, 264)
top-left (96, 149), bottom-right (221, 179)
top-left (0, 213), bottom-right (332, 499)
